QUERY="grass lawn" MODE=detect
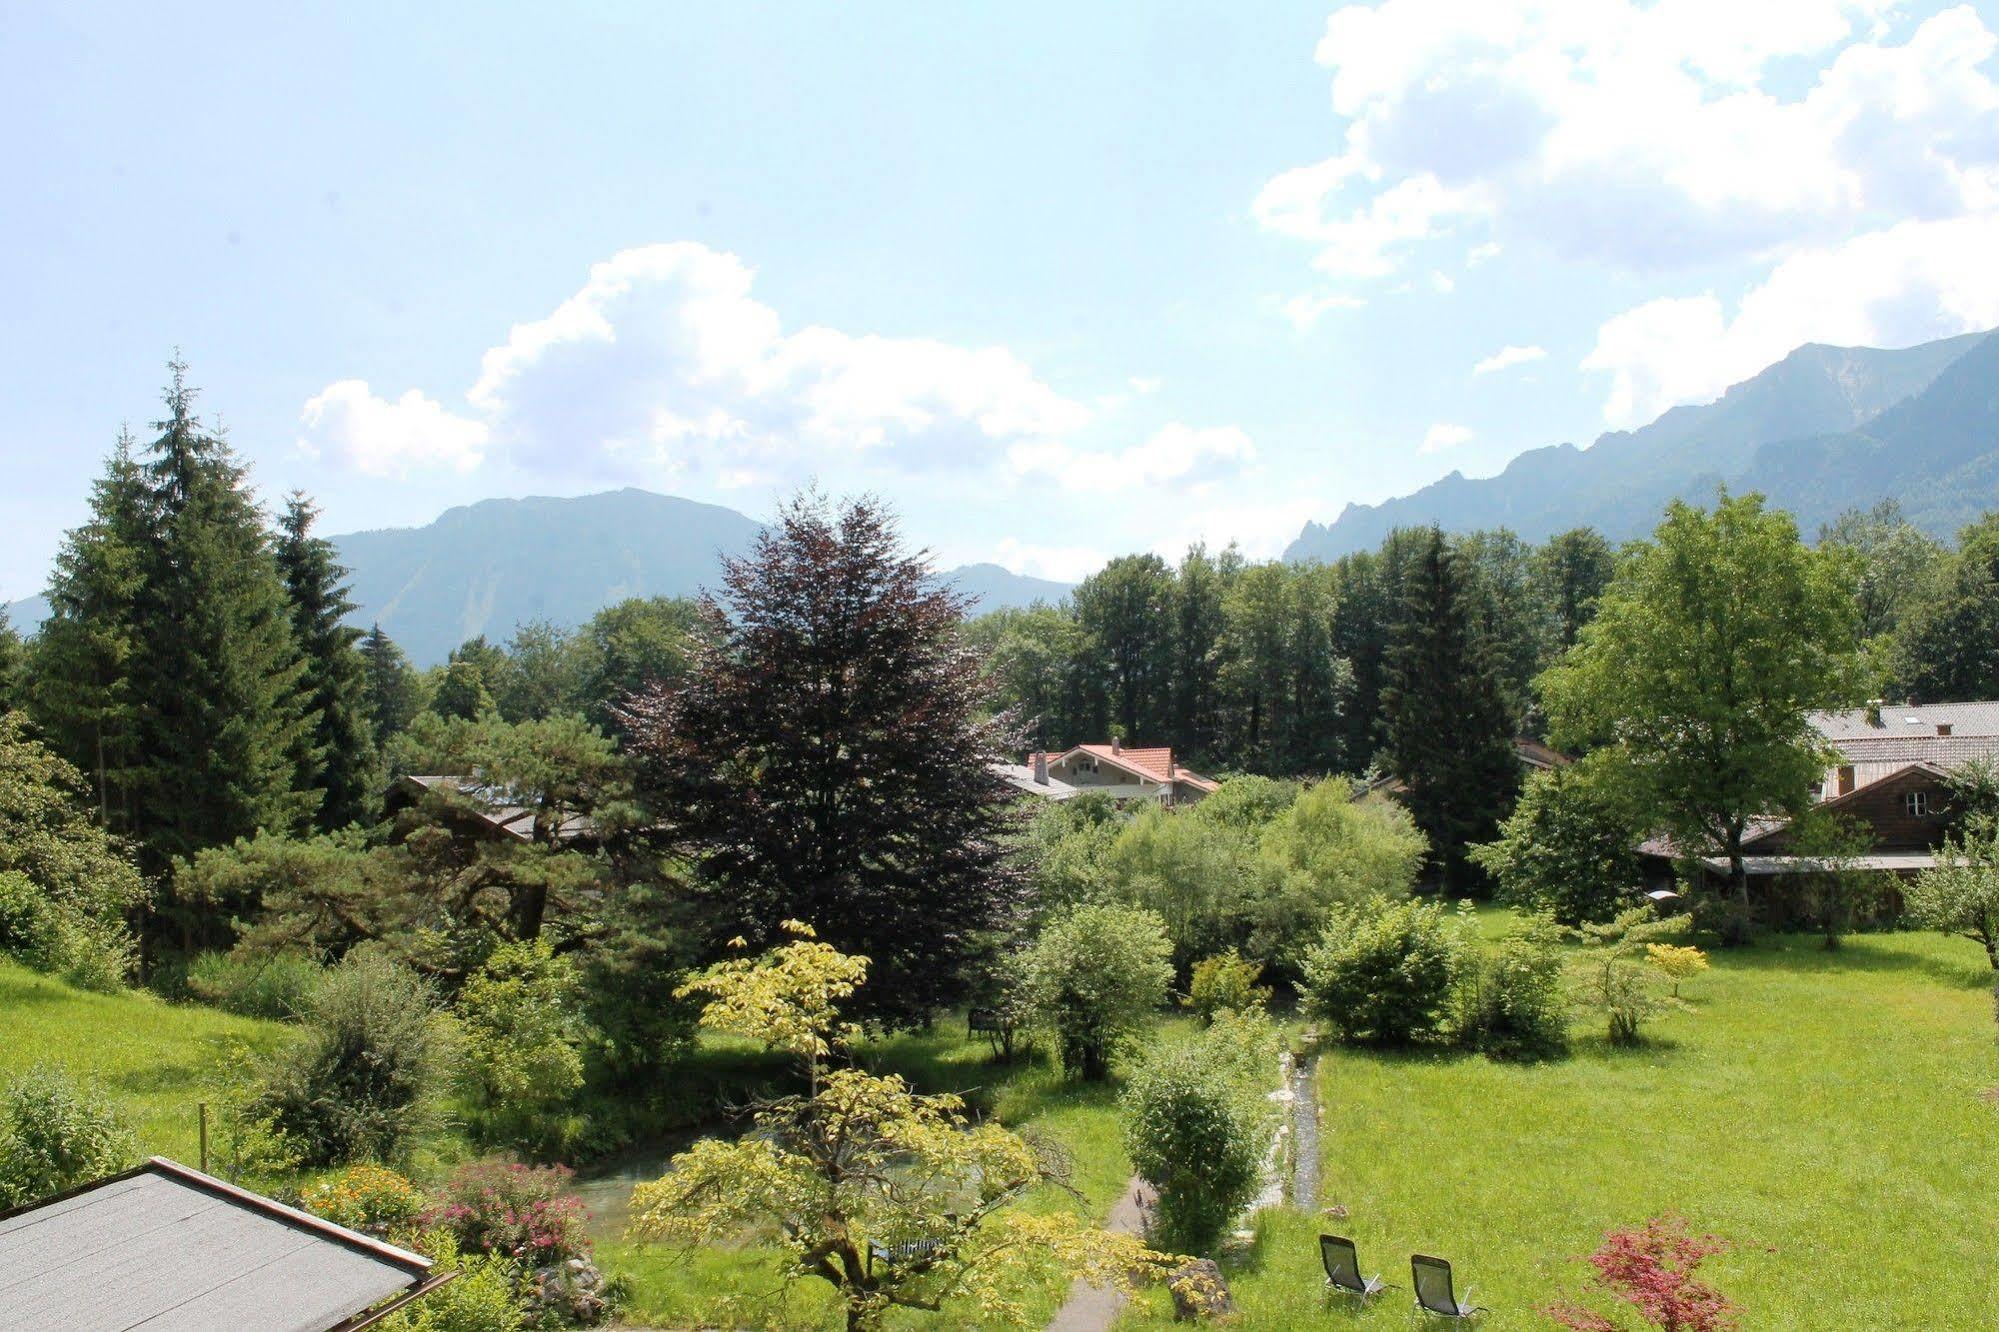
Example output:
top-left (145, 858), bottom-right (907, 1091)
top-left (599, 1019), bottom-right (1159, 1330)
top-left (1117, 922), bottom-right (1999, 1330)
top-left (0, 961), bottom-right (285, 1165)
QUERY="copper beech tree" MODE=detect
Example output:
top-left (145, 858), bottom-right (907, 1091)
top-left (622, 493), bottom-right (1023, 1026)
top-left (628, 925), bottom-right (1178, 1331)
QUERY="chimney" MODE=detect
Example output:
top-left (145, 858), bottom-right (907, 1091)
top-left (1110, 736), bottom-right (1121, 755)
top-left (1167, 752), bottom-right (1176, 779)
top-left (1033, 752), bottom-right (1048, 784)
top-left (1865, 699), bottom-right (1884, 726)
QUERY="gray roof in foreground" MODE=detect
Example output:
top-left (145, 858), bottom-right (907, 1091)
top-left (0, 1158), bottom-right (436, 1332)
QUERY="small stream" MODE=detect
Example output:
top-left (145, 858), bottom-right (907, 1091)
top-left (570, 1134), bottom-right (697, 1240)
top-left (1289, 1051), bottom-right (1320, 1212)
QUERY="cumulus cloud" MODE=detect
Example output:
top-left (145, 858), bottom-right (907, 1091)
top-left (298, 242), bottom-right (1249, 495)
top-left (1010, 423), bottom-right (1257, 493)
top-left (1473, 344), bottom-right (1547, 375)
top-left (296, 381), bottom-right (489, 477)
top-left (1420, 422), bottom-right (1475, 454)
top-left (1258, 2), bottom-right (1999, 281)
top-left (1583, 212), bottom-right (1999, 426)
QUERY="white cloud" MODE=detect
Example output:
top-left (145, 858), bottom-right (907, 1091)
top-left (303, 242), bottom-right (1102, 486)
top-left (1260, 2), bottom-right (1999, 282)
top-left (1584, 212), bottom-right (1999, 426)
top-left (296, 381), bottom-right (489, 477)
top-left (1010, 423), bottom-right (1257, 493)
top-left (1473, 343), bottom-right (1547, 375)
top-left (1420, 422), bottom-right (1475, 454)
top-left (1128, 375), bottom-right (1164, 395)
top-left (1430, 270), bottom-right (1456, 293)
top-left (1281, 291), bottom-right (1367, 331)
top-left (1466, 241), bottom-right (1503, 266)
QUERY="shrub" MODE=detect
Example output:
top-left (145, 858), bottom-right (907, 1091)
top-left (426, 1160), bottom-right (591, 1265)
top-left (1573, 909), bottom-right (1686, 1046)
top-left (0, 871), bottom-right (132, 993)
top-left (1121, 1013), bottom-right (1279, 1253)
top-left (187, 949), bottom-right (326, 1020)
top-left (299, 1164), bottom-right (427, 1233)
top-left (458, 938), bottom-right (588, 1153)
top-left (1470, 763), bottom-right (1640, 926)
top-left (1645, 944), bottom-right (1709, 998)
top-left (378, 1228), bottom-right (526, 1332)
top-left (1456, 916), bottom-right (1570, 1059)
top-left (1025, 903), bottom-right (1174, 1081)
top-left (1544, 1216), bottom-right (1736, 1332)
top-left (1183, 949), bottom-right (1271, 1023)
top-left (1251, 779), bottom-right (1427, 974)
top-left (1300, 898), bottom-right (1467, 1045)
top-left (0, 1066), bottom-right (134, 1208)
top-left (257, 950), bottom-right (454, 1167)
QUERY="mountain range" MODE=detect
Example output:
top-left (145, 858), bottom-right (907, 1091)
top-left (1286, 328), bottom-right (1999, 562)
top-left (4, 489), bottom-right (1071, 666)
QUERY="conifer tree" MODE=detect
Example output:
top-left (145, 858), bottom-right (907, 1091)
top-left (129, 361), bottom-right (313, 930)
top-left (29, 432), bottom-right (150, 832)
top-left (358, 624), bottom-right (422, 745)
top-left (275, 493), bottom-right (377, 830)
top-left (0, 609), bottom-right (22, 714)
top-left (1380, 528), bottom-right (1520, 894)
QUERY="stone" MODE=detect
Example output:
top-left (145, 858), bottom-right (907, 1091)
top-left (1167, 1258), bottom-right (1234, 1321)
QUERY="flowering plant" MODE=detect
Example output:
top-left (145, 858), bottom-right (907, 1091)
top-left (424, 1159), bottom-right (590, 1263)
top-left (299, 1165), bottom-right (425, 1233)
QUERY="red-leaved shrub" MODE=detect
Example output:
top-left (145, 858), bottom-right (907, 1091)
top-left (1544, 1215), bottom-right (1737, 1332)
top-left (424, 1159), bottom-right (590, 1263)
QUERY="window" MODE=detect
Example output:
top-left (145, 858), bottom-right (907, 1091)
top-left (1905, 790), bottom-right (1931, 818)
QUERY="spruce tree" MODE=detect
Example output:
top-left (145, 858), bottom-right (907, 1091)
top-left (275, 493), bottom-right (377, 830)
top-left (358, 624), bottom-right (422, 745)
top-left (0, 609), bottom-right (22, 714)
top-left (29, 432), bottom-right (150, 832)
top-left (130, 360), bottom-right (313, 935)
top-left (1380, 528), bottom-right (1520, 894)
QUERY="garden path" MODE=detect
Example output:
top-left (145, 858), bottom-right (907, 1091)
top-left (1043, 1176), bottom-right (1151, 1332)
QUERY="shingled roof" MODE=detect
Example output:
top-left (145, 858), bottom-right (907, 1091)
top-left (0, 1157), bottom-right (448, 1331)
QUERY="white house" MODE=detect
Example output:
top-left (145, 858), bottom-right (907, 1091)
top-left (994, 740), bottom-right (1217, 806)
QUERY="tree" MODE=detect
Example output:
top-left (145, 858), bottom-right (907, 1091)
top-left (129, 361), bottom-right (315, 926)
top-left (1072, 554), bottom-right (1176, 743)
top-left (965, 604), bottom-right (1097, 751)
top-left (1906, 824), bottom-right (1999, 969)
top-left (1024, 902), bottom-right (1174, 1081)
top-left (427, 660), bottom-right (494, 722)
top-left (1300, 898), bottom-right (1466, 1045)
top-left (1541, 494), bottom-right (1861, 937)
top-left (1571, 908), bottom-right (1685, 1045)
top-left (572, 596), bottom-right (701, 729)
top-left (493, 620), bottom-right (581, 723)
top-left (1471, 761), bottom-right (1642, 926)
top-left (1531, 527), bottom-right (1617, 659)
top-left (1820, 500), bottom-right (1944, 644)
top-left (629, 926), bottom-right (1173, 1332)
top-left (1380, 528), bottom-right (1520, 894)
top-left (1170, 543), bottom-right (1232, 756)
top-left (457, 937), bottom-right (588, 1151)
top-left (0, 609), bottom-right (22, 714)
top-left (1544, 1216), bottom-right (1737, 1332)
top-left (358, 625), bottom-right (422, 746)
top-left (1894, 512), bottom-right (1999, 702)
top-left (275, 493), bottom-right (377, 831)
top-left (0, 715), bottom-right (147, 989)
top-left (28, 432), bottom-right (149, 833)
top-left (623, 494), bottom-right (1024, 1026)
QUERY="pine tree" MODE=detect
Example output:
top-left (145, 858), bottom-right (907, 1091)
top-left (29, 432), bottom-right (150, 833)
top-left (1380, 528), bottom-right (1520, 894)
top-left (275, 493), bottom-right (377, 830)
top-left (0, 608), bottom-right (22, 714)
top-left (129, 360), bottom-right (313, 934)
top-left (358, 624), bottom-right (422, 745)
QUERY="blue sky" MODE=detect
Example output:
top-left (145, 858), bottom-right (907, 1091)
top-left (6, 1), bottom-right (1999, 599)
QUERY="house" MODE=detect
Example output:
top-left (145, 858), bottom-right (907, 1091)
top-left (1351, 736), bottom-right (1572, 802)
top-left (0, 1157), bottom-right (449, 1331)
top-left (1809, 699), bottom-right (1999, 797)
top-left (384, 773), bottom-right (598, 846)
top-left (993, 740), bottom-right (1217, 806)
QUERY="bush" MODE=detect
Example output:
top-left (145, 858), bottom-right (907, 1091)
top-left (0, 1065), bottom-right (134, 1208)
top-left (426, 1160), bottom-right (591, 1265)
top-left (1184, 949), bottom-right (1271, 1023)
top-left (1470, 763), bottom-right (1641, 926)
top-left (1025, 902), bottom-right (1174, 1081)
top-left (458, 938), bottom-right (588, 1154)
top-left (257, 950), bottom-right (454, 1167)
top-left (1645, 944), bottom-right (1709, 997)
top-left (187, 950), bottom-right (326, 1020)
top-left (1573, 910), bottom-right (1685, 1046)
top-left (377, 1229), bottom-right (525, 1332)
top-left (299, 1164), bottom-right (427, 1233)
top-left (1456, 916), bottom-right (1570, 1059)
top-left (1300, 898), bottom-right (1467, 1045)
top-left (1122, 1011), bottom-right (1279, 1253)
top-left (1249, 778), bottom-right (1427, 977)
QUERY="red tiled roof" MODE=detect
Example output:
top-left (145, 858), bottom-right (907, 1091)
top-left (1039, 743), bottom-right (1216, 789)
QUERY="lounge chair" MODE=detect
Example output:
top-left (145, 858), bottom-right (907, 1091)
top-left (1320, 1234), bottom-right (1391, 1298)
top-left (1411, 1254), bottom-right (1485, 1318)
